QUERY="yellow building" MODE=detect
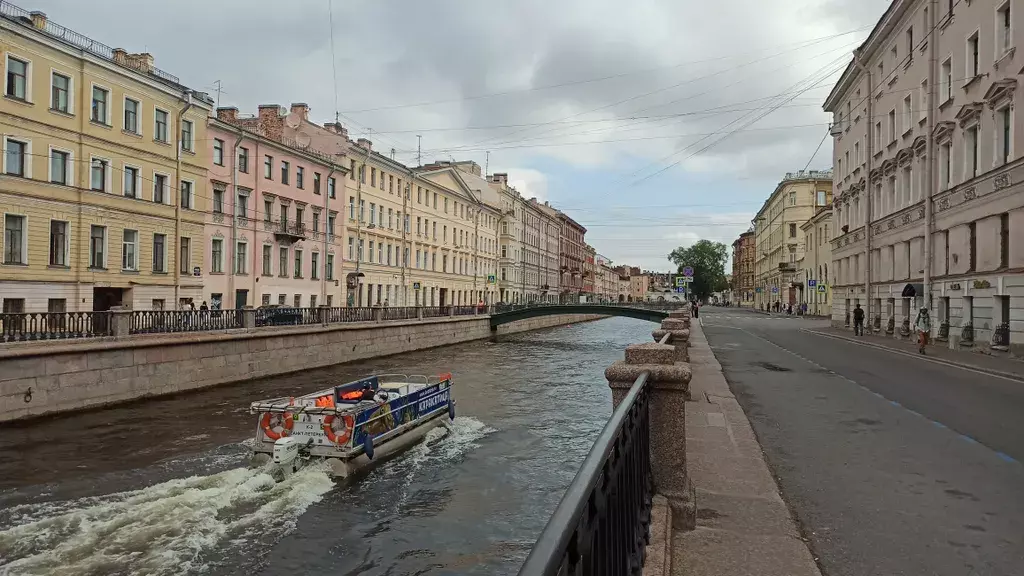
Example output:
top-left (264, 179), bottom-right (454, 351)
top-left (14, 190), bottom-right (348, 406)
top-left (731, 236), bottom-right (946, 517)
top-left (799, 205), bottom-right (833, 316)
top-left (752, 170), bottom-right (833, 310)
top-left (1, 6), bottom-right (213, 314)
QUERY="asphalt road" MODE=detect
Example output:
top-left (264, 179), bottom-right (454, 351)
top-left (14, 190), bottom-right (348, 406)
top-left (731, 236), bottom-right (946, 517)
top-left (700, 307), bottom-right (1024, 576)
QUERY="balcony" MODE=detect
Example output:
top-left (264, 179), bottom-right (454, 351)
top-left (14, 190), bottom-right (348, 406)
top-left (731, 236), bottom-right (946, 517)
top-left (274, 222), bottom-right (306, 243)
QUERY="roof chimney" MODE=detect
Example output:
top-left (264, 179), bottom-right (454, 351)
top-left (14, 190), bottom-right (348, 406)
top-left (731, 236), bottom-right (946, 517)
top-left (492, 173), bottom-right (508, 185)
top-left (257, 104), bottom-right (283, 139)
top-left (289, 102), bottom-right (309, 121)
top-left (29, 11), bottom-right (46, 30)
top-left (112, 48), bottom-right (128, 66)
top-left (217, 107), bottom-right (239, 122)
top-left (357, 138), bottom-right (372, 151)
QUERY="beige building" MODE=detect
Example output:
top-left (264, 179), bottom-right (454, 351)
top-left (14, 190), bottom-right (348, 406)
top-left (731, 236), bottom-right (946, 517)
top-left (1, 6), bottom-right (213, 314)
top-left (532, 199), bottom-right (561, 299)
top-left (798, 206), bottom-right (833, 315)
top-left (752, 171), bottom-right (833, 309)
top-left (825, 0), bottom-right (1024, 351)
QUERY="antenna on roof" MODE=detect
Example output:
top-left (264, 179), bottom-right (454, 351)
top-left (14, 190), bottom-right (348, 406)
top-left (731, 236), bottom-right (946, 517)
top-left (485, 151), bottom-right (490, 176)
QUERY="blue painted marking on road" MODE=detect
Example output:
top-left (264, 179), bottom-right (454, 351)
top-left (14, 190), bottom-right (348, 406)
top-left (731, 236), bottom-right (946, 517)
top-left (996, 452), bottom-right (1016, 463)
top-left (960, 435), bottom-right (978, 444)
top-left (932, 421), bottom-right (947, 429)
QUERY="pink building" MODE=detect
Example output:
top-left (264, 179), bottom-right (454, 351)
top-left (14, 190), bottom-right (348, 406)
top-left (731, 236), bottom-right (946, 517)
top-left (204, 107), bottom-right (346, 309)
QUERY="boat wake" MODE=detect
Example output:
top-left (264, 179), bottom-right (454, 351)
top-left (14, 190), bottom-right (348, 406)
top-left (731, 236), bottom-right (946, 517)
top-left (0, 462), bottom-right (334, 576)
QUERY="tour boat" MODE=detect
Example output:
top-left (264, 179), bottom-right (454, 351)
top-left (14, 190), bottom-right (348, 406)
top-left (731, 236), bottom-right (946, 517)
top-left (249, 373), bottom-right (455, 478)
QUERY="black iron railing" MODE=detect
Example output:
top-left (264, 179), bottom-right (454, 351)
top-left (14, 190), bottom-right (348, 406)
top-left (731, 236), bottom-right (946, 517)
top-left (518, 371), bottom-right (653, 575)
top-left (0, 311), bottom-right (113, 342)
top-left (130, 309), bottom-right (243, 334)
top-left (322, 306), bottom-right (375, 323)
top-left (380, 306), bottom-right (419, 321)
top-left (420, 306), bottom-right (448, 318)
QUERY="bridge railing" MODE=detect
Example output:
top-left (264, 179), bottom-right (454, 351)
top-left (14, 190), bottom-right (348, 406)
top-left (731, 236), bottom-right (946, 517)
top-left (517, 370), bottom-right (654, 575)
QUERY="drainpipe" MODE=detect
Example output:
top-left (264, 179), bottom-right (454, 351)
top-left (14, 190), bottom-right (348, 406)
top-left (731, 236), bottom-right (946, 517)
top-left (924, 0), bottom-right (938, 312)
top-left (322, 164), bottom-right (335, 305)
top-left (228, 127), bottom-right (244, 306)
top-left (401, 176), bottom-right (408, 306)
top-left (354, 144), bottom-right (370, 306)
top-left (174, 92), bottom-right (194, 306)
top-left (853, 51), bottom-right (873, 327)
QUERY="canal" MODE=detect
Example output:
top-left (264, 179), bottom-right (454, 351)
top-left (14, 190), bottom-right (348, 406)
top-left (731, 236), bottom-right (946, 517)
top-left (0, 316), bottom-right (652, 576)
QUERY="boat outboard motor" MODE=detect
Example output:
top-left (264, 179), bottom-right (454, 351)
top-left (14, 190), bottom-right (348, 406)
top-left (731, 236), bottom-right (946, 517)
top-left (273, 436), bottom-right (313, 471)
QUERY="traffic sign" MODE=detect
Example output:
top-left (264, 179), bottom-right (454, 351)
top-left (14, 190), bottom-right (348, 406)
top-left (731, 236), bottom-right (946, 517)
top-left (413, 282), bottom-right (421, 290)
top-left (682, 266), bottom-right (694, 277)
top-left (681, 276), bottom-right (694, 283)
top-left (755, 287), bottom-right (762, 293)
top-left (487, 274), bottom-right (496, 284)
top-left (675, 276), bottom-right (685, 287)
top-left (807, 279), bottom-right (817, 287)
top-left (675, 286), bottom-right (685, 293)
top-left (817, 284), bottom-right (827, 293)
top-left (771, 286), bottom-right (779, 294)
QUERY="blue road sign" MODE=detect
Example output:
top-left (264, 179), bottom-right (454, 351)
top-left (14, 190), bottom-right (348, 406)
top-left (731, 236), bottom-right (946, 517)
top-left (682, 266), bottom-right (694, 277)
top-left (771, 286), bottom-right (779, 294)
top-left (676, 286), bottom-right (685, 293)
top-left (807, 279), bottom-right (817, 287)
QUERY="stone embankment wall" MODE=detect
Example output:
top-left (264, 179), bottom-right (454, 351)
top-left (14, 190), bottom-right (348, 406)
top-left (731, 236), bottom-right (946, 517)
top-left (0, 314), bottom-right (604, 423)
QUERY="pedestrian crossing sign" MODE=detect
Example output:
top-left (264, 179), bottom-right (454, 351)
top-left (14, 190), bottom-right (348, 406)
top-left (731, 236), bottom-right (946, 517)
top-left (817, 284), bottom-right (827, 293)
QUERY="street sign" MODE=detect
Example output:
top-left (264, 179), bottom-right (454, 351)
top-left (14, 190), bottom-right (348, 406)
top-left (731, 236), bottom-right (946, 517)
top-left (771, 286), bottom-right (779, 294)
top-left (413, 282), bottom-right (421, 290)
top-left (817, 284), bottom-right (827, 293)
top-left (675, 276), bottom-right (685, 287)
top-left (675, 286), bottom-right (685, 293)
top-left (682, 266), bottom-right (694, 277)
top-left (807, 279), bottom-right (817, 287)
top-left (487, 274), bottom-right (496, 284)
top-left (681, 276), bottom-right (694, 283)
top-left (755, 287), bottom-right (762, 293)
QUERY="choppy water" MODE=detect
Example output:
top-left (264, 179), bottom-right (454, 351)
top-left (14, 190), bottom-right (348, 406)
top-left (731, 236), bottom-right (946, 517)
top-left (0, 317), bottom-right (653, 575)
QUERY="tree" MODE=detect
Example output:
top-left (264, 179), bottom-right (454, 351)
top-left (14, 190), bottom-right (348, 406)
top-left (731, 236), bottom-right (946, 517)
top-left (667, 240), bottom-right (729, 300)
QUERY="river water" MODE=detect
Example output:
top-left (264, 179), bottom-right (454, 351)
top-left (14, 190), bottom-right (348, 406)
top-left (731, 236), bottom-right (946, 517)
top-left (0, 317), bottom-right (652, 576)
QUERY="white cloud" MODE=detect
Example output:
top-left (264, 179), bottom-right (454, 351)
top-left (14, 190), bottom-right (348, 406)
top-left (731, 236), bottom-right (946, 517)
top-left (505, 168), bottom-right (550, 203)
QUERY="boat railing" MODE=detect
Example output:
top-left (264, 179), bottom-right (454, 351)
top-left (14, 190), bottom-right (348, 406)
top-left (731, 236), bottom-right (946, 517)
top-left (249, 374), bottom-right (451, 414)
top-left (350, 383), bottom-right (453, 435)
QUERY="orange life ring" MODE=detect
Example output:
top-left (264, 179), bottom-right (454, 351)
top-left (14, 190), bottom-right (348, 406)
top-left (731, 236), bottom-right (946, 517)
top-left (261, 412), bottom-right (294, 441)
top-left (323, 414), bottom-right (355, 445)
top-left (439, 372), bottom-right (453, 382)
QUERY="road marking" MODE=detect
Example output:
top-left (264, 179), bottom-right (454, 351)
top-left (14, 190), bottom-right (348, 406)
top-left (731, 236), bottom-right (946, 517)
top-left (803, 329), bottom-right (1024, 384)
top-left (705, 323), bottom-right (1022, 467)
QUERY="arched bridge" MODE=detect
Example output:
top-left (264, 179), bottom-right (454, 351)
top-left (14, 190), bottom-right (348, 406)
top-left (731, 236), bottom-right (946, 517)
top-left (489, 302), bottom-right (686, 329)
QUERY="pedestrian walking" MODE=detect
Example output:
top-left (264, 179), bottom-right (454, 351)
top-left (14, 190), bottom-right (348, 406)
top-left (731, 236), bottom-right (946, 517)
top-left (915, 308), bottom-right (931, 354)
top-left (691, 299), bottom-right (699, 319)
top-left (853, 303), bottom-right (865, 336)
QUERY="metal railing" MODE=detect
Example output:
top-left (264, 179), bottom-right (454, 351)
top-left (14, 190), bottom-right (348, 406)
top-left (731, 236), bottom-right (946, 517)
top-left (380, 307), bottom-right (419, 321)
top-left (0, 311), bottom-right (113, 342)
top-left (323, 306), bottom-right (375, 323)
top-left (518, 371), bottom-right (653, 575)
top-left (130, 309), bottom-right (243, 334)
top-left (420, 306), bottom-right (448, 319)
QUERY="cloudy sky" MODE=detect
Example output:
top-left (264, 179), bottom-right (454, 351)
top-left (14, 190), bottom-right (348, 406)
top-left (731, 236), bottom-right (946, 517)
top-left (30, 0), bottom-right (891, 271)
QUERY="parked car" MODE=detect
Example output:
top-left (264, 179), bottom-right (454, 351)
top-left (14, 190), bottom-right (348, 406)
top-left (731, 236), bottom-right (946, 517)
top-left (257, 305), bottom-right (304, 326)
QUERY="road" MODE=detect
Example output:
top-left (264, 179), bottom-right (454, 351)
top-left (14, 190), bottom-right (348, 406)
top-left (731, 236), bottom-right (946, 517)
top-left (700, 307), bottom-right (1024, 576)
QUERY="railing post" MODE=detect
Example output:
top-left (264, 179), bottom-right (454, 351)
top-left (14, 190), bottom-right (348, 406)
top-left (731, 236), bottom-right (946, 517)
top-left (110, 306), bottom-right (131, 337)
top-left (373, 306), bottom-right (383, 323)
top-left (606, 342), bottom-right (693, 527)
top-left (417, 306), bottom-right (424, 320)
top-left (242, 306), bottom-right (256, 330)
top-left (653, 318), bottom-right (691, 365)
top-left (449, 306), bottom-right (455, 318)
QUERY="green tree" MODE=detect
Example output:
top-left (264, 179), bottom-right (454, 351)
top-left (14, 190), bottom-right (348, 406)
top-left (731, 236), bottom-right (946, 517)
top-left (667, 240), bottom-right (729, 300)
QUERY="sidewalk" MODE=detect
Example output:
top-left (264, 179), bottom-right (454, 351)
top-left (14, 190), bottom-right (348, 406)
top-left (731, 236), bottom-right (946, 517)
top-left (674, 321), bottom-right (821, 576)
top-left (809, 326), bottom-right (1024, 380)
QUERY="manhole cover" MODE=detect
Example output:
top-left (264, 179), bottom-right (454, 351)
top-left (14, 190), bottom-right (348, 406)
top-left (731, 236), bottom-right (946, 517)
top-left (755, 361), bottom-right (790, 372)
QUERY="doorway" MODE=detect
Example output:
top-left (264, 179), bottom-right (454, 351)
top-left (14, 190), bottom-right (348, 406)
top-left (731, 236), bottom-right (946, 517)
top-left (439, 288), bottom-right (448, 307)
top-left (235, 289), bottom-right (248, 309)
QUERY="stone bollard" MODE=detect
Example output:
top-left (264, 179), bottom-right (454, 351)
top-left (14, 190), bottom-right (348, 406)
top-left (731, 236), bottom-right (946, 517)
top-left (242, 306), bottom-right (256, 330)
top-left (110, 306), bottom-right (131, 337)
top-left (653, 319), bottom-right (691, 366)
top-left (606, 342), bottom-right (693, 526)
top-left (417, 306), bottom-right (424, 320)
top-left (373, 306), bottom-right (383, 323)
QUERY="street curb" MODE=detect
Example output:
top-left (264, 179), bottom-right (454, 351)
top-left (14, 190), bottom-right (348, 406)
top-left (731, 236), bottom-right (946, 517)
top-left (804, 329), bottom-right (1024, 382)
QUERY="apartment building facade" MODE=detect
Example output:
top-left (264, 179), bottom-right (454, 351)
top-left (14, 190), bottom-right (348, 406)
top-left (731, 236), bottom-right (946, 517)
top-left (559, 212), bottom-right (587, 298)
top-left (532, 199), bottom-right (562, 299)
top-left (825, 0), bottom-right (1024, 351)
top-left (0, 6), bottom-right (213, 314)
top-left (752, 171), bottom-right (833, 309)
top-left (204, 110), bottom-right (345, 310)
top-left (798, 207), bottom-right (833, 315)
top-left (731, 231), bottom-right (756, 306)
top-left (583, 244), bottom-right (596, 295)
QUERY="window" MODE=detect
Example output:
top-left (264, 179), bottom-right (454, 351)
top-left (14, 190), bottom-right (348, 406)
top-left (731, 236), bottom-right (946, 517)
top-left (906, 27), bottom-right (914, 55)
top-left (123, 166), bottom-right (139, 198)
top-left (919, 80), bottom-right (928, 121)
top-left (887, 109), bottom-right (896, 141)
top-left (3, 214), bottom-right (25, 264)
top-left (180, 180), bottom-right (193, 209)
top-left (211, 238), bottom-right (223, 273)
top-left (854, 140), bottom-right (862, 165)
top-left (152, 234), bottom-right (166, 272)
top-left (378, 243), bottom-right (383, 264)
top-left (213, 189), bottom-right (225, 214)
top-left (902, 166), bottom-right (912, 207)
top-left (789, 223), bottom-right (797, 238)
top-left (349, 237), bottom-right (355, 260)
top-left (941, 58), bottom-right (952, 101)
top-left (6, 56), bottom-right (28, 100)
top-left (902, 95), bottom-right (912, 133)
top-left (122, 229), bottom-right (138, 271)
top-left (181, 120), bottom-right (194, 152)
top-left (1000, 212), bottom-right (1010, 268)
top-left (88, 225), bottom-right (105, 268)
top-left (349, 159), bottom-right (356, 180)
top-left (998, 2), bottom-right (1012, 54)
top-left (263, 245), bottom-right (272, 275)
top-left (180, 237), bottom-right (191, 274)
top-left (966, 125), bottom-right (979, 178)
top-left (155, 109), bottom-right (169, 142)
top-left (238, 147), bottom-right (249, 173)
top-left (999, 106), bottom-right (1012, 165)
top-left (369, 241), bottom-right (375, 263)
top-left (371, 167), bottom-right (376, 187)
top-left (388, 175), bottom-right (394, 193)
top-left (294, 249), bottom-right (303, 277)
top-left (312, 211), bottom-right (320, 233)
top-left (816, 190), bottom-right (827, 206)
top-left (51, 72), bottom-right (69, 113)
top-left (360, 199), bottom-right (365, 222)
top-left (940, 141), bottom-right (951, 187)
top-left (91, 86), bottom-right (108, 124)
top-left (370, 203), bottom-right (376, 226)
top-left (90, 158), bottom-right (108, 191)
top-left (874, 121), bottom-right (882, 150)
top-left (295, 207), bottom-right (304, 230)
top-left (349, 196), bottom-right (355, 219)
top-left (237, 193), bottom-right (249, 219)
top-left (264, 155), bottom-right (273, 179)
top-left (328, 214), bottom-right (336, 236)
top-left (4, 138), bottom-right (26, 176)
top-left (124, 98), bottom-right (140, 134)
top-left (262, 199), bottom-right (273, 222)
top-left (294, 294), bottom-right (302, 308)
top-left (326, 254), bottom-right (334, 280)
top-left (154, 174), bottom-right (168, 204)
top-left (235, 242), bottom-right (247, 274)
top-left (328, 176), bottom-right (336, 199)
top-left (279, 247), bottom-right (288, 276)
top-left (788, 191), bottom-right (796, 205)
top-left (968, 222), bottom-right (977, 271)
top-left (297, 166), bottom-right (304, 189)
top-left (418, 187), bottom-right (423, 204)
top-left (311, 252), bottom-right (319, 280)
top-left (213, 139), bottom-right (225, 165)
top-left (313, 172), bottom-right (321, 194)
top-left (444, 197), bottom-right (449, 212)
top-left (967, 32), bottom-right (980, 78)
top-left (281, 161), bottom-right (290, 185)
